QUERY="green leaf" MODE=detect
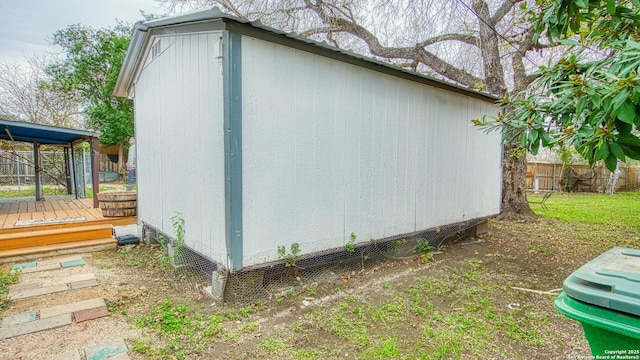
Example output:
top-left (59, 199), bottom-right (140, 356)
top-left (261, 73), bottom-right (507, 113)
top-left (539, 130), bottom-right (552, 146)
top-left (576, 96), bottom-right (588, 118)
top-left (575, 0), bottom-right (588, 9)
top-left (591, 93), bottom-right (601, 108)
top-left (607, 0), bottom-right (616, 15)
top-left (557, 39), bottom-right (581, 46)
top-left (604, 154), bottom-right (618, 172)
top-left (615, 119), bottom-right (633, 136)
top-left (623, 145), bottom-right (640, 160)
top-left (530, 138), bottom-right (541, 155)
top-left (618, 135), bottom-right (640, 147)
top-left (609, 142), bottom-right (626, 161)
top-left (612, 90), bottom-right (631, 111)
top-left (616, 100), bottom-right (637, 124)
top-left (596, 142), bottom-right (610, 161)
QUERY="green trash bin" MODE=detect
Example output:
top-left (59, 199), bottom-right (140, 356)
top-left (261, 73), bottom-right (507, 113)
top-left (555, 247), bottom-right (640, 356)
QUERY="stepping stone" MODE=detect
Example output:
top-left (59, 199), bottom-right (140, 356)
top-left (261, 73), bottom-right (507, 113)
top-left (9, 281), bottom-right (41, 292)
top-left (61, 259), bottom-right (86, 268)
top-left (38, 255), bottom-right (84, 266)
top-left (9, 273), bottom-right (97, 300)
top-left (21, 263), bottom-right (61, 273)
top-left (11, 256), bottom-right (85, 273)
top-left (85, 338), bottom-right (128, 360)
top-left (11, 262), bottom-right (36, 270)
top-left (41, 273), bottom-right (95, 287)
top-left (74, 306), bottom-right (109, 323)
top-left (9, 284), bottom-right (69, 300)
top-left (0, 313), bottom-right (72, 340)
top-left (0, 311), bottom-right (37, 327)
top-left (40, 298), bottom-right (106, 319)
top-left (70, 279), bottom-right (98, 290)
top-left (45, 349), bottom-right (82, 360)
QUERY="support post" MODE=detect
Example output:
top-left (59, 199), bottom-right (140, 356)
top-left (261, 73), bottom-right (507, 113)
top-left (34, 143), bottom-right (42, 201)
top-left (90, 136), bottom-right (100, 208)
top-left (64, 147), bottom-right (72, 195)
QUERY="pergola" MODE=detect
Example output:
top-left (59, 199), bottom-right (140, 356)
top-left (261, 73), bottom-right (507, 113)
top-left (0, 119), bottom-right (101, 208)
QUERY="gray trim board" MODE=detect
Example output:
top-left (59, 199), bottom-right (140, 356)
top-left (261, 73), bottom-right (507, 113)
top-left (223, 31), bottom-right (244, 270)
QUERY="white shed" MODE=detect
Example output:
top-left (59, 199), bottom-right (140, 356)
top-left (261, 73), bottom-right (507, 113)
top-left (115, 8), bottom-right (502, 301)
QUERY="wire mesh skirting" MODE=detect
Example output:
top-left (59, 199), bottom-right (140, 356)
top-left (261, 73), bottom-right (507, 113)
top-left (146, 218), bottom-right (487, 305)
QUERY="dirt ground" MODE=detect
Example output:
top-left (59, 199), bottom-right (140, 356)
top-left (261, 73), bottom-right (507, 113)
top-left (1, 218), bottom-right (602, 359)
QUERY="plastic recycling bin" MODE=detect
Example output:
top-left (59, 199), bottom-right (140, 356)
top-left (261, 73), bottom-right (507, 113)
top-left (555, 247), bottom-right (640, 356)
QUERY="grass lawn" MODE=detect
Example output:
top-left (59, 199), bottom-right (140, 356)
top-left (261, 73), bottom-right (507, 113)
top-left (125, 191), bottom-right (640, 359)
top-left (2, 190), bottom-right (638, 359)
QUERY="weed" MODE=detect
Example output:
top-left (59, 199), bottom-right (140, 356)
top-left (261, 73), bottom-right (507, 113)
top-left (394, 238), bottom-right (407, 246)
top-left (157, 212), bottom-right (187, 269)
top-left (260, 337), bottom-right (288, 353)
top-left (295, 348), bottom-right (319, 359)
top-left (346, 232), bottom-right (356, 253)
top-left (236, 321), bottom-right (259, 333)
top-left (278, 243), bottom-right (301, 268)
top-left (0, 268), bottom-right (20, 316)
top-left (416, 237), bottom-right (433, 252)
top-left (372, 337), bottom-right (401, 357)
top-left (417, 237), bottom-right (435, 261)
top-left (306, 286), bottom-right (317, 296)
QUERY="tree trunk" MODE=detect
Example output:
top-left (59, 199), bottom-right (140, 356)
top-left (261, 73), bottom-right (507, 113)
top-left (118, 143), bottom-right (125, 181)
top-left (499, 142), bottom-right (535, 220)
top-left (605, 161), bottom-right (621, 194)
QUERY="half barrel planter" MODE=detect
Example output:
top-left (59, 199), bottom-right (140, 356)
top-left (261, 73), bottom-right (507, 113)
top-left (97, 191), bottom-right (137, 217)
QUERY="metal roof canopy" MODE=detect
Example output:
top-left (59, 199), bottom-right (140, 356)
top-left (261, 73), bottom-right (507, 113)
top-left (0, 119), bottom-right (101, 207)
top-left (0, 119), bottom-right (98, 145)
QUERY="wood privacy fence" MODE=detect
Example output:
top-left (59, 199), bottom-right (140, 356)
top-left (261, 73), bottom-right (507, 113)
top-left (526, 162), bottom-right (640, 193)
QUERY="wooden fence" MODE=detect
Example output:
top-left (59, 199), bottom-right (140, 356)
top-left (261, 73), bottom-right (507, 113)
top-left (526, 162), bottom-right (640, 192)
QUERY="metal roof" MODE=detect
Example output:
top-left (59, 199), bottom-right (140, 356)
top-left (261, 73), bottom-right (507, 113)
top-left (114, 7), bottom-right (498, 102)
top-left (0, 119), bottom-right (99, 145)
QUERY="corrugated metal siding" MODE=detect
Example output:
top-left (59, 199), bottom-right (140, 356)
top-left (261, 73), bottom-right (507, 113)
top-left (240, 37), bottom-right (501, 267)
top-left (134, 32), bottom-right (227, 264)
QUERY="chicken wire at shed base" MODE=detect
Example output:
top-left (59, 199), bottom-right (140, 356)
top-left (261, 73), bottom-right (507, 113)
top-left (143, 218), bottom-right (486, 304)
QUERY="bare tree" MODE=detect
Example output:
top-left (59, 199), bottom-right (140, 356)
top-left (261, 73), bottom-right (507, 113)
top-left (158, 0), bottom-right (553, 218)
top-left (0, 56), bottom-right (83, 128)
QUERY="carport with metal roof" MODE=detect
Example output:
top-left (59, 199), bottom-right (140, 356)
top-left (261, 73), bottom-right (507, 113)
top-left (0, 119), bottom-right (101, 207)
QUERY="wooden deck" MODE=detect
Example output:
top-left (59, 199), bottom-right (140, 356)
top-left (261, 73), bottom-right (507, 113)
top-left (0, 198), bottom-right (135, 231)
top-left (0, 198), bottom-right (136, 262)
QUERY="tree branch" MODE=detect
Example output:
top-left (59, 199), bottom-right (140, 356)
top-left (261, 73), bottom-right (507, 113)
top-left (304, 0), bottom-right (483, 87)
top-left (417, 33), bottom-right (478, 48)
top-left (490, 0), bottom-right (523, 25)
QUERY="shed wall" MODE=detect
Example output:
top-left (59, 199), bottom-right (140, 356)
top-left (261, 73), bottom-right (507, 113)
top-left (240, 37), bottom-right (501, 267)
top-left (134, 32), bottom-right (227, 265)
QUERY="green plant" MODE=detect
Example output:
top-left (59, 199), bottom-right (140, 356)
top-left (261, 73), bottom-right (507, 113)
top-left (417, 237), bottom-right (435, 262)
top-left (372, 337), bottom-right (400, 357)
top-left (395, 238), bottom-right (407, 246)
top-left (0, 269), bottom-right (20, 316)
top-left (157, 212), bottom-right (187, 269)
top-left (346, 232), bottom-right (356, 253)
top-left (277, 243), bottom-right (301, 268)
top-left (260, 336), bottom-right (289, 353)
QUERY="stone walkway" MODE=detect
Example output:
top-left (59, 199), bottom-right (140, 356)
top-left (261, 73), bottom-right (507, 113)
top-left (1, 255), bottom-right (131, 360)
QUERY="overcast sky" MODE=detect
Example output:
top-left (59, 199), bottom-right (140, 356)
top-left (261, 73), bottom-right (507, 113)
top-left (0, 0), bottom-right (168, 65)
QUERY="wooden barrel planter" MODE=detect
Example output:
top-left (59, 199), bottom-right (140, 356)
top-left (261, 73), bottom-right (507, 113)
top-left (97, 191), bottom-right (137, 217)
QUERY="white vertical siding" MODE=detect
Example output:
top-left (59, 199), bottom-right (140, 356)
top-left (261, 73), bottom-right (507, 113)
top-left (133, 32), bottom-right (227, 264)
top-left (240, 37), bottom-right (502, 267)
